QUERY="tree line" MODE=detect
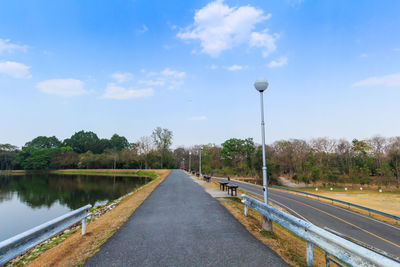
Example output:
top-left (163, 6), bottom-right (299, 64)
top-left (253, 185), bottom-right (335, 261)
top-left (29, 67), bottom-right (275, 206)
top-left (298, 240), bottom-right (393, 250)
top-left (2, 132), bottom-right (399, 187)
top-left (0, 127), bottom-right (175, 170)
top-left (176, 136), bottom-right (400, 188)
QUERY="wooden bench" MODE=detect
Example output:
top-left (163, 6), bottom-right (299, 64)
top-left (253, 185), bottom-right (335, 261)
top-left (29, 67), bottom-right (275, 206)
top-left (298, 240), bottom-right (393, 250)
top-left (227, 184), bottom-right (238, 196)
top-left (203, 175), bottom-right (211, 182)
top-left (218, 181), bottom-right (229, 191)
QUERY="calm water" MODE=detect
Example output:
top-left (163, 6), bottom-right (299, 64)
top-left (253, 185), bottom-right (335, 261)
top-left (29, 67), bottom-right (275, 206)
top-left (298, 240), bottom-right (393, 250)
top-left (0, 173), bottom-right (151, 241)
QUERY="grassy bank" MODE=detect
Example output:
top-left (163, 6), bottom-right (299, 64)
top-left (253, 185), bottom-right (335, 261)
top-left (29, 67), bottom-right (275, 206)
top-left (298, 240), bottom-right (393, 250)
top-left (0, 170), bottom-right (25, 175)
top-left (50, 169), bottom-right (159, 177)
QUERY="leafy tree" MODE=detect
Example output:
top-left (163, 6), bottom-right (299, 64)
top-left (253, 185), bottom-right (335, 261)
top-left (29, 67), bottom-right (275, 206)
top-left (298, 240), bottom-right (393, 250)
top-left (221, 138), bottom-right (244, 163)
top-left (0, 144), bottom-right (18, 170)
top-left (311, 167), bottom-right (321, 186)
top-left (64, 131), bottom-right (102, 154)
top-left (389, 150), bottom-right (400, 185)
top-left (110, 134), bottom-right (130, 151)
top-left (151, 127), bottom-right (173, 168)
top-left (21, 147), bottom-right (72, 170)
top-left (24, 136), bottom-right (62, 150)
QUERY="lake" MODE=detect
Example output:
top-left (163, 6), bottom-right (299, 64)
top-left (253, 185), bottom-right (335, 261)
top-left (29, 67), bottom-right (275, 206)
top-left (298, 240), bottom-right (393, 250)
top-left (0, 173), bottom-right (151, 242)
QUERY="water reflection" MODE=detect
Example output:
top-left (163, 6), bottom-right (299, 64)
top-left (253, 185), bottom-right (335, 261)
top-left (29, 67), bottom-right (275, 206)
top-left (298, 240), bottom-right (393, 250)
top-left (0, 173), bottom-right (151, 210)
top-left (0, 173), bottom-right (151, 241)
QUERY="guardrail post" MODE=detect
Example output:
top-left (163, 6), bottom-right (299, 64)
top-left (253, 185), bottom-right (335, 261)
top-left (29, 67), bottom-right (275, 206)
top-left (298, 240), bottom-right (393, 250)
top-left (306, 241), bottom-right (313, 266)
top-left (325, 253), bottom-right (330, 267)
top-left (81, 209), bottom-right (88, 235)
top-left (81, 218), bottom-right (87, 235)
top-left (244, 203), bottom-right (248, 217)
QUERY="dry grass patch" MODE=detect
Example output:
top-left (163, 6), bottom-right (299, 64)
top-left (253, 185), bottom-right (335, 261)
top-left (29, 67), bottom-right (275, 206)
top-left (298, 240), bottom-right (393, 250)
top-left (25, 169), bottom-right (170, 267)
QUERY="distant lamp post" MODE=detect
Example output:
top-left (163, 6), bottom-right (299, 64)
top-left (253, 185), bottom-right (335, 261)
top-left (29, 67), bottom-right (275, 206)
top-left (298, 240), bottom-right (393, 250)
top-left (189, 151), bottom-right (192, 172)
top-left (199, 147), bottom-right (202, 177)
top-left (254, 78), bottom-right (272, 231)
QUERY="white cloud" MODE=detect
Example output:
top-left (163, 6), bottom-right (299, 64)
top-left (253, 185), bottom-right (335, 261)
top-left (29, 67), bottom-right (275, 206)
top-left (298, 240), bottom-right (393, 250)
top-left (189, 116), bottom-right (207, 121)
top-left (267, 56), bottom-right (288, 68)
top-left (177, 0), bottom-right (277, 57)
top-left (393, 48), bottom-right (400, 52)
top-left (249, 30), bottom-right (279, 57)
top-left (37, 79), bottom-right (87, 97)
top-left (161, 68), bottom-right (186, 78)
top-left (111, 72), bottom-right (133, 83)
top-left (0, 61), bottom-right (31, 78)
top-left (139, 79), bottom-right (165, 86)
top-left (139, 68), bottom-right (186, 89)
top-left (226, 64), bottom-right (245, 71)
top-left (210, 64), bottom-right (218, 70)
top-left (0, 38), bottom-right (28, 54)
top-left (352, 73), bottom-right (400, 87)
top-left (103, 83), bottom-right (154, 99)
top-left (360, 53), bottom-right (368, 58)
top-left (138, 24), bottom-right (148, 33)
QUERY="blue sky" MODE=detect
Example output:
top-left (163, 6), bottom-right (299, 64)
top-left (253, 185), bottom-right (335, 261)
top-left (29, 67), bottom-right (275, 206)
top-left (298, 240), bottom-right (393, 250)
top-left (1, 0), bottom-right (400, 148)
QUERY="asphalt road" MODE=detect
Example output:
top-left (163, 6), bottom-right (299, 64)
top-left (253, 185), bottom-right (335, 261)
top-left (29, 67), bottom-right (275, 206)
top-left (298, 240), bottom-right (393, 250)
top-left (85, 170), bottom-right (288, 266)
top-left (213, 177), bottom-right (400, 257)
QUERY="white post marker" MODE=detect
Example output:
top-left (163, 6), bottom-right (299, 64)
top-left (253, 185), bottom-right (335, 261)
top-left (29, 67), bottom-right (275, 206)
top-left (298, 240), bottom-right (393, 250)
top-left (189, 151), bottom-right (191, 172)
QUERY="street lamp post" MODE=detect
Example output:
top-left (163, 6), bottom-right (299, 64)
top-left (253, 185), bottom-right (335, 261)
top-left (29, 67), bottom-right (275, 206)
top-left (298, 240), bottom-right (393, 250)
top-left (199, 147), bottom-right (202, 177)
top-left (189, 151), bottom-right (192, 172)
top-left (254, 78), bottom-right (272, 231)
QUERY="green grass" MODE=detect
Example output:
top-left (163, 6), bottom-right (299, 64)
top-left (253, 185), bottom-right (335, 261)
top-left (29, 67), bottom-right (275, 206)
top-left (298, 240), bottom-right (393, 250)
top-left (135, 170), bottom-right (158, 179)
top-left (260, 230), bottom-right (276, 238)
top-left (51, 170), bottom-right (138, 175)
top-left (51, 169), bottom-right (158, 179)
top-left (15, 230), bottom-right (76, 266)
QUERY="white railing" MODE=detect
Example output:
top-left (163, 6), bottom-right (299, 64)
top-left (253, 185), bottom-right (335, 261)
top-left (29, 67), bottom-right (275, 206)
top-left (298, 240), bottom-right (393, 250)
top-left (242, 194), bottom-right (399, 267)
top-left (0, 204), bottom-right (91, 265)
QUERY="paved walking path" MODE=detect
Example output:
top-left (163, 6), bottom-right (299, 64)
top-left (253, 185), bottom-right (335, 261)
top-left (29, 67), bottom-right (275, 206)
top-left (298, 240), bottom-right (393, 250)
top-left (85, 170), bottom-right (288, 266)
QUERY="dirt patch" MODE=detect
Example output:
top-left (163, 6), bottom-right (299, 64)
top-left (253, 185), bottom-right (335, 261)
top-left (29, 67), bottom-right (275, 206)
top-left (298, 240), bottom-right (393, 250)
top-left (24, 169), bottom-right (170, 267)
top-left (278, 176), bottom-right (306, 188)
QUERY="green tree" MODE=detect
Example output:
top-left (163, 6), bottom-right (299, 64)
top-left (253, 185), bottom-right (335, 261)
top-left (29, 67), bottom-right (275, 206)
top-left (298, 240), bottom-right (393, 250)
top-left (389, 150), bottom-right (400, 186)
top-left (64, 131), bottom-right (103, 154)
top-left (110, 134), bottom-right (130, 151)
top-left (151, 127), bottom-right (173, 168)
top-left (24, 136), bottom-right (62, 150)
top-left (311, 167), bottom-right (321, 186)
top-left (0, 144), bottom-right (18, 170)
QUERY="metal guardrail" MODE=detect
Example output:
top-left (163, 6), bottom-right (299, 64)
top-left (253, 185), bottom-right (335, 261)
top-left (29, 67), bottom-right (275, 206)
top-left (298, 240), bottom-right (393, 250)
top-left (242, 194), bottom-right (400, 267)
top-left (0, 204), bottom-right (92, 265)
top-left (272, 185), bottom-right (400, 224)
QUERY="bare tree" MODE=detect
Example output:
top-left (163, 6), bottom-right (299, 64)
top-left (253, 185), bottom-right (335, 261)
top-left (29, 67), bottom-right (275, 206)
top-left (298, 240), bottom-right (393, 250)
top-left (137, 136), bottom-right (153, 169)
